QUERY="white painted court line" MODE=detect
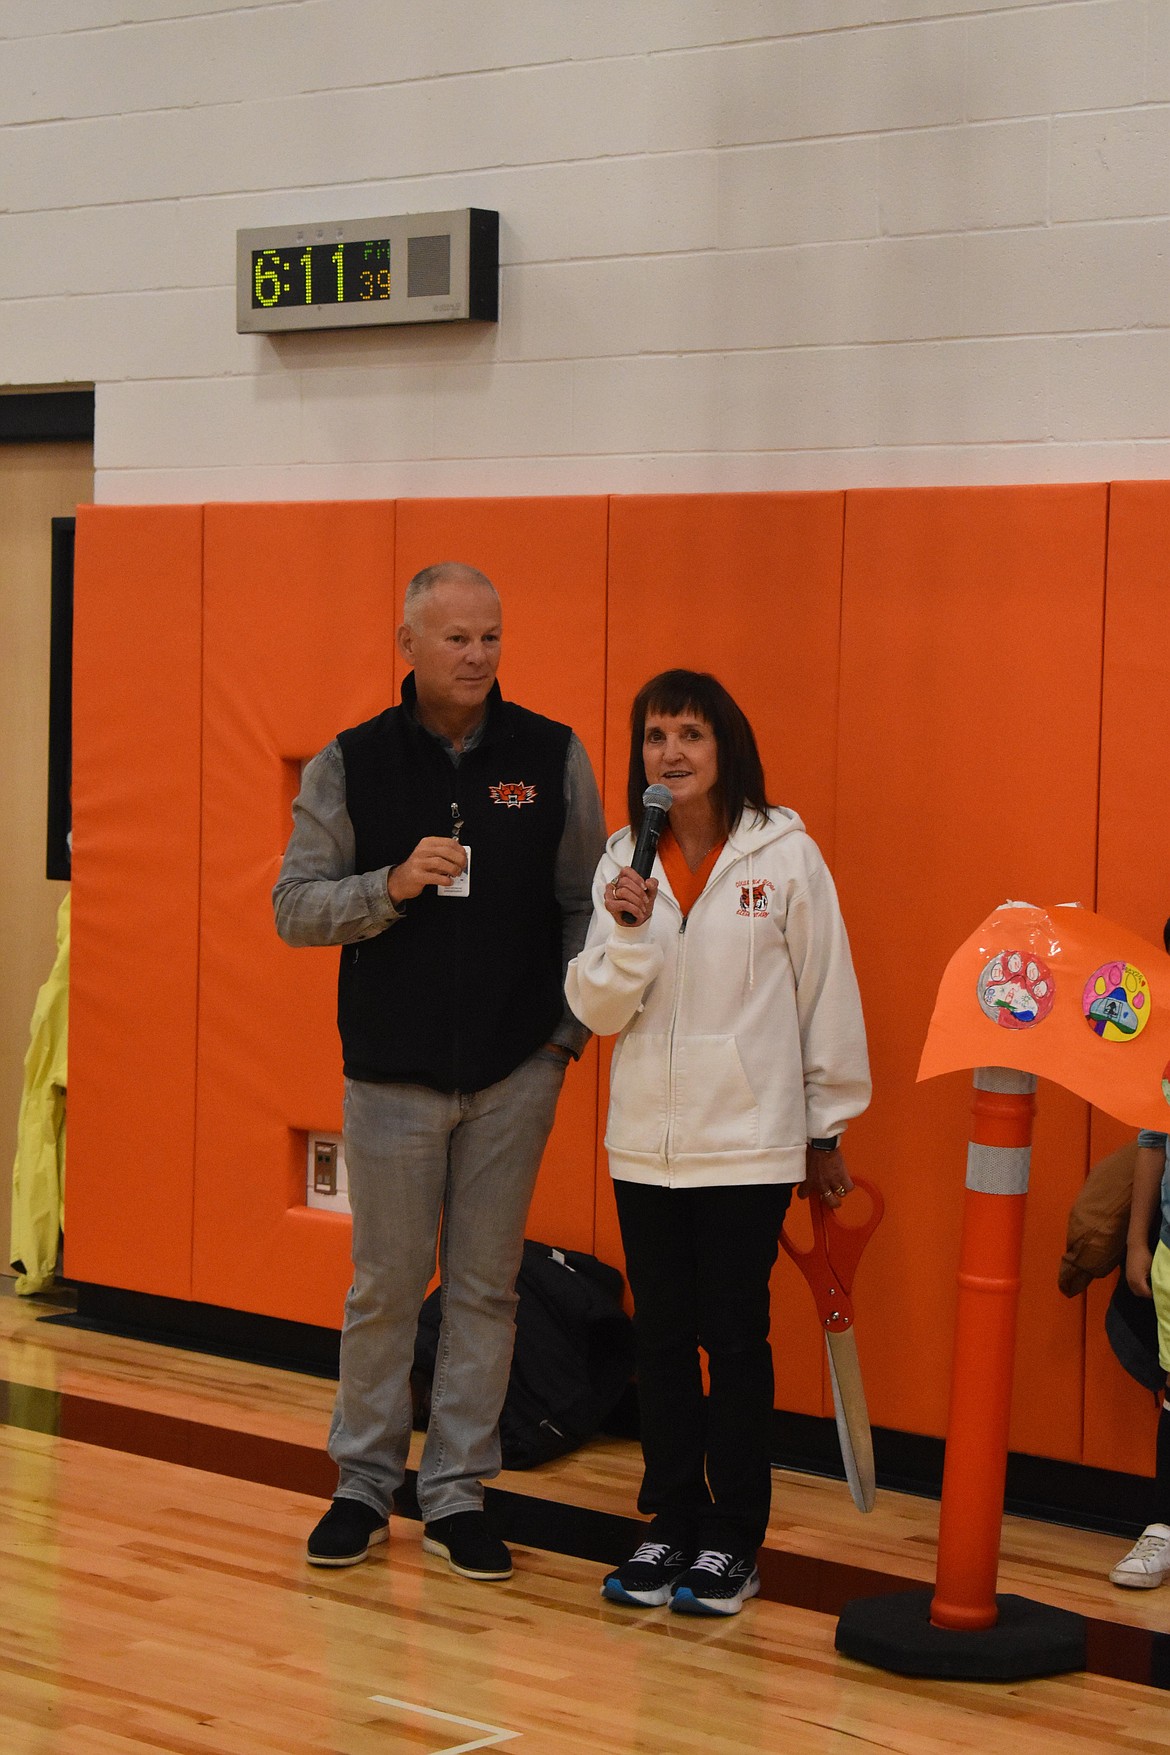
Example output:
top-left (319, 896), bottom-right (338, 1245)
top-left (370, 1694), bottom-right (520, 1753)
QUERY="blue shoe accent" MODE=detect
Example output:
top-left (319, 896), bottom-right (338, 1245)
top-left (600, 1539), bottom-right (691, 1607)
top-left (670, 1585), bottom-right (721, 1617)
top-left (602, 1574), bottom-right (656, 1607)
top-left (669, 1551), bottom-right (760, 1616)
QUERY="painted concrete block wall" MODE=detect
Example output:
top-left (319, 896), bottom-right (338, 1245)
top-left (1, 0), bottom-right (1168, 501)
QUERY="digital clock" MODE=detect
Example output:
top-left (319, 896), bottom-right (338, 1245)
top-left (235, 208), bottom-right (498, 334)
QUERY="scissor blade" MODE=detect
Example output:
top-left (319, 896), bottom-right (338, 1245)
top-left (825, 1330), bottom-right (876, 1513)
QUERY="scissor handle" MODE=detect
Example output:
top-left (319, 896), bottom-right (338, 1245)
top-left (780, 1176), bottom-right (884, 1331)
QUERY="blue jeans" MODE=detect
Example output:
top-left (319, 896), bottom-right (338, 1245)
top-left (328, 1048), bottom-right (567, 1521)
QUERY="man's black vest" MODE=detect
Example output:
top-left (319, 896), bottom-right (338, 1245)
top-left (336, 676), bottom-right (571, 1093)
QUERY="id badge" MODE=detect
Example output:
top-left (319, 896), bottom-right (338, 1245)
top-left (439, 845), bottom-right (471, 898)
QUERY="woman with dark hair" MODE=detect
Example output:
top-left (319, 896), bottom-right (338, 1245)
top-left (566, 670), bottom-right (870, 1617)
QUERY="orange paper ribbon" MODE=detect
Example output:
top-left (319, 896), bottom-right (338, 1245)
top-left (918, 902), bottom-right (1170, 1131)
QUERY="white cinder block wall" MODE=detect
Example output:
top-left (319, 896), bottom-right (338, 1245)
top-left (2, 0), bottom-right (1168, 502)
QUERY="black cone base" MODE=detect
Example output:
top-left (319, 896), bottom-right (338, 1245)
top-left (836, 1589), bottom-right (1086, 1681)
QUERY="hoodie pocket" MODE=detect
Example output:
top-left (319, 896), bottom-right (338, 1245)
top-left (607, 1032), bottom-right (670, 1155)
top-left (672, 1036), bottom-right (760, 1154)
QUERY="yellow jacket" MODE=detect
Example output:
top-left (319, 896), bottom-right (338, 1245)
top-left (11, 892), bottom-right (69, 1295)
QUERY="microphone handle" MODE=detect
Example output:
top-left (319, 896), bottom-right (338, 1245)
top-left (620, 808), bottom-right (668, 925)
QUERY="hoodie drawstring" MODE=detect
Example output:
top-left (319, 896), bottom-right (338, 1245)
top-left (747, 850), bottom-right (756, 991)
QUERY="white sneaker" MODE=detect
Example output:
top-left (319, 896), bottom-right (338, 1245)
top-left (1109, 1522), bottom-right (1170, 1589)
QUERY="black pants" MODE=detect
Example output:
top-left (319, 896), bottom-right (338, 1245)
top-left (615, 1178), bottom-right (794, 1554)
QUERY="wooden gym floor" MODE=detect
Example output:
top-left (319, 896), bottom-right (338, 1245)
top-left (1, 1282), bottom-right (1168, 1755)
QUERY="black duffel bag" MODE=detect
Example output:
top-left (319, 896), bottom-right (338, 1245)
top-left (412, 1239), bottom-right (636, 1469)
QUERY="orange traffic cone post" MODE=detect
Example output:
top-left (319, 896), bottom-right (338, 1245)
top-left (836, 1065), bottom-right (1085, 1679)
top-left (931, 1066), bottom-right (1034, 1630)
top-left (837, 900), bottom-right (1170, 1680)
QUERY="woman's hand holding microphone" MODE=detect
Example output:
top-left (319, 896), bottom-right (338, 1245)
top-left (604, 865), bottom-right (658, 928)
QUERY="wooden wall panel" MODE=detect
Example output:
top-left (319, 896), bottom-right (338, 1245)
top-left (193, 503), bottom-right (396, 1325)
top-left (604, 493), bottom-right (848, 1416)
top-left (67, 505), bottom-right (203, 1296)
top-left (834, 486), bottom-right (1109, 1458)
top-left (1083, 481), bottom-right (1170, 1475)
top-left (393, 498), bottom-right (610, 1257)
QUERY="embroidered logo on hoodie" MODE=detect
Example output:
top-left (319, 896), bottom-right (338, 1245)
top-left (737, 878), bottom-right (774, 917)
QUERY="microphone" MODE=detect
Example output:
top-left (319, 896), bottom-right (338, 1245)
top-left (621, 783), bottom-right (674, 924)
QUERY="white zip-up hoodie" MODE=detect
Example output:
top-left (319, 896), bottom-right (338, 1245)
top-left (566, 807), bottom-right (870, 1188)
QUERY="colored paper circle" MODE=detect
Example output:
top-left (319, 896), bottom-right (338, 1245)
top-left (1081, 961), bottom-right (1151, 1042)
top-left (976, 951), bottom-right (1056, 1029)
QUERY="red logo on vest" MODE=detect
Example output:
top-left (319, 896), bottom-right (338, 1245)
top-left (490, 781), bottom-right (537, 808)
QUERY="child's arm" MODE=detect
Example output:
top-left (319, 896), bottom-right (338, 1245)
top-left (1125, 1139), bottom-right (1166, 1298)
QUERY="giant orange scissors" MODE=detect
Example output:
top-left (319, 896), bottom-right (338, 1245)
top-left (781, 1177), bottom-right (884, 1512)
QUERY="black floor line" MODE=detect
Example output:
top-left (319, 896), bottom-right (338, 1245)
top-left (1, 1376), bottom-right (1167, 1690)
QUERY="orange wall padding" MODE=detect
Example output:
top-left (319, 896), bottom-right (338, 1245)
top-left (1098, 484), bottom-right (1170, 943)
top-left (835, 486), bottom-right (1108, 1458)
top-left (604, 494), bottom-right (847, 1414)
top-left (1083, 483), bottom-right (1170, 1474)
top-left (67, 505), bottom-right (204, 1297)
top-left (67, 484), bottom-right (1166, 1476)
top-left (193, 503), bottom-right (396, 1326)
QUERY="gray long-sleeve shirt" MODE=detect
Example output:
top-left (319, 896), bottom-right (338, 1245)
top-left (273, 727), bottom-right (606, 1058)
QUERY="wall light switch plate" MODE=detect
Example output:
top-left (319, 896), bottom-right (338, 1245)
top-left (307, 1134), bottom-right (350, 1214)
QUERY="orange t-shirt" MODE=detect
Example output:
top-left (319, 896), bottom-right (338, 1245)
top-left (657, 826), bottom-right (726, 918)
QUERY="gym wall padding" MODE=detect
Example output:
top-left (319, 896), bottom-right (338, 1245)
top-left (1083, 482), bottom-right (1170, 1475)
top-left (391, 498), bottom-right (610, 1258)
top-left (64, 484), bottom-right (1163, 1477)
top-left (194, 502), bottom-right (397, 1325)
top-left (603, 492), bottom-right (848, 1416)
top-left (67, 504), bottom-right (204, 1298)
top-left (834, 486), bottom-right (1109, 1459)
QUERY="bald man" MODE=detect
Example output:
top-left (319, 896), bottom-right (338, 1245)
top-left (274, 562), bottom-right (605, 1580)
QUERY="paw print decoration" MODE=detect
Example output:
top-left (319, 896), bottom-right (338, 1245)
top-left (1082, 961), bottom-right (1151, 1043)
top-left (976, 951), bottom-right (1056, 1030)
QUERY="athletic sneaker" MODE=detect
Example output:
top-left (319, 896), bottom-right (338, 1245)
top-left (422, 1511), bottom-right (513, 1580)
top-left (1110, 1522), bottom-right (1170, 1589)
top-left (306, 1497), bottom-right (389, 1567)
top-left (670, 1548), bottom-right (760, 1616)
top-left (601, 1540), bottom-right (692, 1608)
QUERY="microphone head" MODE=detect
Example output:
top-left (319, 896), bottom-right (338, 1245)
top-left (642, 783), bottom-right (674, 815)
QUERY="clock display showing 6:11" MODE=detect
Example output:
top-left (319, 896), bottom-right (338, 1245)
top-left (251, 237), bottom-right (391, 310)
